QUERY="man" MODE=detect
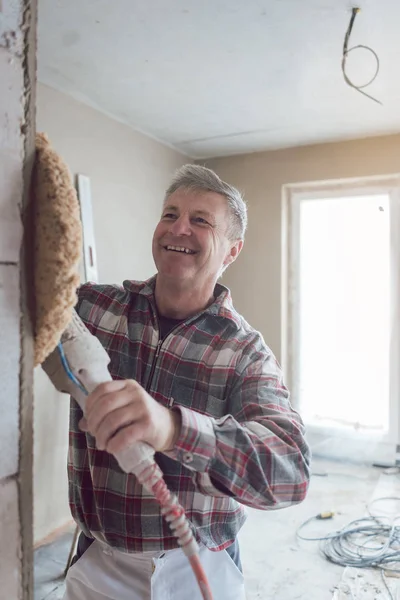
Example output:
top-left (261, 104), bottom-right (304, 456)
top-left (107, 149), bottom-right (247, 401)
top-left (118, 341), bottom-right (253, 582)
top-left (64, 165), bottom-right (310, 600)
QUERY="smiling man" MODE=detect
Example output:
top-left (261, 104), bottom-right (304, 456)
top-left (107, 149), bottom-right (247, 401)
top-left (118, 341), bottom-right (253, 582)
top-left (64, 165), bottom-right (311, 600)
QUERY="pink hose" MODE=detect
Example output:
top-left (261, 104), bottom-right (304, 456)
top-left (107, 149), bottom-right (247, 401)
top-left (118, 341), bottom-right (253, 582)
top-left (137, 461), bottom-right (214, 599)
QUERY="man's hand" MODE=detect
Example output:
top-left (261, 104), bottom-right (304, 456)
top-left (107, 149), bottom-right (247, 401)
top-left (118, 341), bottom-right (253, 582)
top-left (79, 380), bottom-right (181, 455)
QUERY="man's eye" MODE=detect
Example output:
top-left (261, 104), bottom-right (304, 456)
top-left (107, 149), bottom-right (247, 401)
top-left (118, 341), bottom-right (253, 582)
top-left (162, 213), bottom-right (176, 219)
top-left (193, 217), bottom-right (209, 225)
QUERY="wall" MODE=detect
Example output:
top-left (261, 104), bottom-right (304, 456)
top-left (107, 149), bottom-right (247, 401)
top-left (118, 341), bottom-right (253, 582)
top-left (0, 0), bottom-right (36, 598)
top-left (34, 83), bottom-right (187, 543)
top-left (204, 134), bottom-right (400, 361)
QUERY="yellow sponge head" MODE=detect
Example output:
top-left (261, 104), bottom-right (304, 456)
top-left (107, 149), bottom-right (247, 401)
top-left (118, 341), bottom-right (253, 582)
top-left (33, 133), bottom-right (82, 366)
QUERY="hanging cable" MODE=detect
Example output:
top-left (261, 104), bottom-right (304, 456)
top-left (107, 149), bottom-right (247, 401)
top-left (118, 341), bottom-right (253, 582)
top-left (342, 7), bottom-right (382, 105)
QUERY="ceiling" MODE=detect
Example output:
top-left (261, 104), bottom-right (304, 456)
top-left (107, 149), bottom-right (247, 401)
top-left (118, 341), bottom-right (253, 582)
top-left (38, 0), bottom-right (400, 159)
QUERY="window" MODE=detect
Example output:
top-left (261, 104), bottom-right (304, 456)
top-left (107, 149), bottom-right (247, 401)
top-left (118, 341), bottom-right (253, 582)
top-left (299, 194), bottom-right (389, 431)
top-left (283, 178), bottom-right (400, 460)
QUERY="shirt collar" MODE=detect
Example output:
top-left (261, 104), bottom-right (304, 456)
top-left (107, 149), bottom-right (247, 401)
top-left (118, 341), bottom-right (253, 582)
top-left (123, 275), bottom-right (241, 330)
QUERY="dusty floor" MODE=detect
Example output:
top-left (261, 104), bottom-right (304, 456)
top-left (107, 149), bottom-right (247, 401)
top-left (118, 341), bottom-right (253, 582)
top-left (34, 458), bottom-right (388, 600)
top-left (238, 458), bottom-right (384, 600)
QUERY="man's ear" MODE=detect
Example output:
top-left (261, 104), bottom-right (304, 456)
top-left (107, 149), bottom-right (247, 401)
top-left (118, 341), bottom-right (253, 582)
top-left (223, 240), bottom-right (243, 268)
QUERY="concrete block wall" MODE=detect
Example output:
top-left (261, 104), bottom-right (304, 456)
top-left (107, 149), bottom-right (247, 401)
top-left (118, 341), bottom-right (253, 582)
top-left (0, 0), bottom-right (36, 598)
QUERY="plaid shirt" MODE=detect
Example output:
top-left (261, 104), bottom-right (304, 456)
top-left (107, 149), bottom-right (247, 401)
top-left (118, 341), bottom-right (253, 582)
top-left (69, 276), bottom-right (310, 552)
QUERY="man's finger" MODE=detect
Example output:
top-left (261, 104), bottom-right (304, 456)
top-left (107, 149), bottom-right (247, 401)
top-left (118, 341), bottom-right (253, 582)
top-left (95, 407), bottom-right (141, 451)
top-left (86, 388), bottom-right (137, 435)
top-left (85, 379), bottom-right (128, 414)
top-left (106, 422), bottom-right (144, 456)
top-left (79, 417), bottom-right (88, 432)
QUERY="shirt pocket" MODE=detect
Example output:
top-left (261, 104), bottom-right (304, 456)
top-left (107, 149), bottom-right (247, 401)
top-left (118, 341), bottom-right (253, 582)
top-left (170, 380), bottom-right (227, 418)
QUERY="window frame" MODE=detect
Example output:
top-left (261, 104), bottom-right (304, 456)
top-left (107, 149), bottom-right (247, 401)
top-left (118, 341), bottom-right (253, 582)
top-left (282, 175), bottom-right (400, 460)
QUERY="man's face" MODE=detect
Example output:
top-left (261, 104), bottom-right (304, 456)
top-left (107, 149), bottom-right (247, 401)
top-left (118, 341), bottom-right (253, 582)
top-left (152, 189), bottom-right (242, 287)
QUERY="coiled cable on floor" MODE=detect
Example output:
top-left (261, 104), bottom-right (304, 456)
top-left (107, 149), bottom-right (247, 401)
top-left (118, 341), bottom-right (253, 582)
top-left (297, 498), bottom-right (400, 599)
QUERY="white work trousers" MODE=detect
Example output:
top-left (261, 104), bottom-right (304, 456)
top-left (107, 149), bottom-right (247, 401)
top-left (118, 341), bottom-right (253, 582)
top-left (63, 540), bottom-right (246, 600)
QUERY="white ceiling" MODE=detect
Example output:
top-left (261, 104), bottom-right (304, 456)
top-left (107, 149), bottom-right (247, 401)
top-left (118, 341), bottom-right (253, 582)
top-left (38, 0), bottom-right (400, 159)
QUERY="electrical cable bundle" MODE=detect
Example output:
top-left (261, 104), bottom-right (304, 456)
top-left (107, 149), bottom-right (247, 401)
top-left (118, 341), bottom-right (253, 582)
top-left (297, 498), bottom-right (400, 599)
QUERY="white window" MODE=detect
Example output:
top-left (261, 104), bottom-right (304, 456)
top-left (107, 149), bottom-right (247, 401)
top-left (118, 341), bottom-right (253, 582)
top-left (283, 177), bottom-right (400, 462)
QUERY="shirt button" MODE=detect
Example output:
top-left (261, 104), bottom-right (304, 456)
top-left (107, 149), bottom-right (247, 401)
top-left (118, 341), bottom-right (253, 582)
top-left (183, 452), bottom-right (193, 464)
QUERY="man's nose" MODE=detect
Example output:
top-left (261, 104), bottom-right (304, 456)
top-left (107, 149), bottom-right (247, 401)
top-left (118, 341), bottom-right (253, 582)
top-left (169, 215), bottom-right (191, 236)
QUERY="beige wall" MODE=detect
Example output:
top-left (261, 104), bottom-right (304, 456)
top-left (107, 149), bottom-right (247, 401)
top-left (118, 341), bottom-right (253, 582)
top-left (204, 134), bottom-right (400, 361)
top-left (34, 83), bottom-right (187, 543)
top-left (0, 0), bottom-right (36, 597)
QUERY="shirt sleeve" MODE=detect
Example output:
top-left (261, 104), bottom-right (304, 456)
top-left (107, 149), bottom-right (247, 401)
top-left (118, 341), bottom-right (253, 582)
top-left (169, 339), bottom-right (311, 510)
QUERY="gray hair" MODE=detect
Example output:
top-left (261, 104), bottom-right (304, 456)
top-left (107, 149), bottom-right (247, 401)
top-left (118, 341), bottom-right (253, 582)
top-left (165, 164), bottom-right (247, 240)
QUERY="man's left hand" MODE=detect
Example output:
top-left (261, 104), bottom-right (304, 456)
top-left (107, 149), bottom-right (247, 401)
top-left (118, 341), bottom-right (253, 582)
top-left (79, 379), bottom-right (181, 455)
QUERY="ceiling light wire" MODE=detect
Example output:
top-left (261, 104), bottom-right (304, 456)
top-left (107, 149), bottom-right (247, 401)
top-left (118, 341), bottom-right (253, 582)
top-left (341, 7), bottom-right (382, 105)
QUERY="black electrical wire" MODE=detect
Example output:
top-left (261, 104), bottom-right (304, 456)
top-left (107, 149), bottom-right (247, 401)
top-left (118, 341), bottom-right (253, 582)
top-left (342, 7), bottom-right (382, 105)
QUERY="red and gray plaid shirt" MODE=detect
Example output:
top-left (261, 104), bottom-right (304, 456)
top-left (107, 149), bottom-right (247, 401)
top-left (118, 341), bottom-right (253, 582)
top-left (69, 276), bottom-right (310, 552)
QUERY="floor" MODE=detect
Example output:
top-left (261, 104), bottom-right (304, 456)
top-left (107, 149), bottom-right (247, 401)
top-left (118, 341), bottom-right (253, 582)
top-left (34, 524), bottom-right (75, 600)
top-left (34, 458), bottom-right (395, 600)
top-left (238, 458), bottom-right (392, 600)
